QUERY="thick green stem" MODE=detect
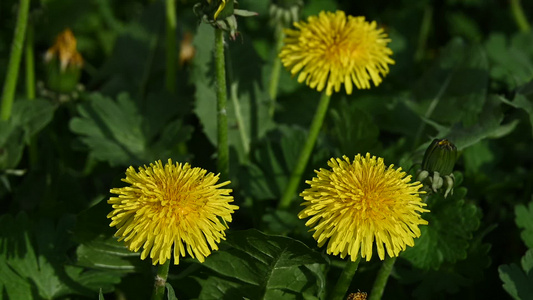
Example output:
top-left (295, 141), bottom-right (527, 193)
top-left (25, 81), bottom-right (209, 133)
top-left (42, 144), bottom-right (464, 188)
top-left (1, 0), bottom-right (31, 121)
top-left (510, 0), bottom-right (530, 32)
top-left (165, 0), bottom-right (177, 93)
top-left (279, 91), bottom-right (331, 209)
top-left (328, 258), bottom-right (361, 300)
top-left (268, 24), bottom-right (285, 117)
top-left (150, 259), bottom-right (171, 300)
top-left (25, 23), bottom-right (35, 100)
top-left (369, 256), bottom-right (397, 300)
top-left (215, 28), bottom-right (229, 180)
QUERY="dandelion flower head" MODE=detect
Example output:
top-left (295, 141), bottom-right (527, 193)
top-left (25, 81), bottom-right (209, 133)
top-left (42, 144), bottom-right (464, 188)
top-left (108, 159), bottom-right (238, 265)
top-left (299, 153), bottom-right (428, 261)
top-left (280, 11), bottom-right (394, 95)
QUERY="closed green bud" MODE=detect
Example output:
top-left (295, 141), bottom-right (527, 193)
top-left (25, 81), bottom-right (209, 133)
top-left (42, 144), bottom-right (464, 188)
top-left (421, 139), bottom-right (457, 176)
top-left (418, 139), bottom-right (457, 198)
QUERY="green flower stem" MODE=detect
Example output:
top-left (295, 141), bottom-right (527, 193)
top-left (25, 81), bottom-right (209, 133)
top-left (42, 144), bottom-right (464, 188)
top-left (510, 0), bottom-right (530, 32)
top-left (268, 24), bottom-right (285, 117)
top-left (279, 91), bottom-right (331, 209)
top-left (368, 256), bottom-right (397, 300)
top-left (25, 23), bottom-right (35, 100)
top-left (1, 0), bottom-right (31, 121)
top-left (328, 257), bottom-right (361, 300)
top-left (26, 22), bottom-right (38, 167)
top-left (215, 28), bottom-right (229, 180)
top-left (165, 0), bottom-right (177, 93)
top-left (151, 259), bottom-right (171, 300)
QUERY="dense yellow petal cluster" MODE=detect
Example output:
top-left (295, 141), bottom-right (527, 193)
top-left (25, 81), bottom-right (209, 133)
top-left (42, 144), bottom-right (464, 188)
top-left (299, 153), bottom-right (428, 261)
top-left (280, 11), bottom-right (394, 95)
top-left (108, 159), bottom-right (238, 265)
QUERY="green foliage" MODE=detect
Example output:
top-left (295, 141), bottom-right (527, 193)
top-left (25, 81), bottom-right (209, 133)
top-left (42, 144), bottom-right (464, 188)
top-left (192, 22), bottom-right (274, 163)
top-left (401, 183), bottom-right (482, 269)
top-left (1, 0), bottom-right (532, 299)
top-left (70, 92), bottom-right (192, 167)
top-left (499, 249), bottom-right (533, 300)
top-left (484, 32), bottom-right (533, 90)
top-left (0, 99), bottom-right (56, 170)
top-left (515, 200), bottom-right (533, 248)
top-left (0, 213), bottom-right (121, 300)
top-left (194, 229), bottom-right (327, 300)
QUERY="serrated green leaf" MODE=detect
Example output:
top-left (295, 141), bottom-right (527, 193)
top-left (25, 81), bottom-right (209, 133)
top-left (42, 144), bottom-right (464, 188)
top-left (69, 92), bottom-right (192, 166)
top-left (485, 32), bottom-right (533, 89)
top-left (515, 200), bottom-right (533, 248)
top-left (499, 249), bottom-right (533, 300)
top-left (196, 229), bottom-right (326, 300)
top-left (401, 187), bottom-right (482, 269)
top-left (397, 225), bottom-right (493, 299)
top-left (0, 213), bottom-right (121, 299)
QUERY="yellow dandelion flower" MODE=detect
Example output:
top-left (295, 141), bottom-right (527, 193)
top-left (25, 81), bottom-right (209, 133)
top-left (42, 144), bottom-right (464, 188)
top-left (280, 11), bottom-right (394, 95)
top-left (44, 28), bottom-right (83, 71)
top-left (107, 159), bottom-right (238, 265)
top-left (299, 153), bottom-right (428, 261)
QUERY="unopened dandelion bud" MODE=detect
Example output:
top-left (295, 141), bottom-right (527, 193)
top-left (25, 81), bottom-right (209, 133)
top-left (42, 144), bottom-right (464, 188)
top-left (418, 139), bottom-right (458, 198)
top-left (421, 139), bottom-right (457, 176)
top-left (44, 28), bottom-right (83, 93)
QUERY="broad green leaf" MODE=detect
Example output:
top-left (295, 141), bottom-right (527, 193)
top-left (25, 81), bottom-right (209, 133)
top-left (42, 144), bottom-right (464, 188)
top-left (515, 200), bottom-right (533, 248)
top-left (426, 95), bottom-right (513, 150)
top-left (74, 199), bottom-right (147, 272)
top-left (462, 140), bottom-right (494, 177)
top-left (499, 249), bottom-right (533, 300)
top-left (401, 187), bottom-right (482, 269)
top-left (69, 92), bottom-right (192, 166)
top-left (89, 1), bottom-right (164, 98)
top-left (499, 93), bottom-right (533, 137)
top-left (0, 213), bottom-right (121, 300)
top-left (408, 38), bottom-right (489, 128)
top-left (328, 98), bottom-right (379, 158)
top-left (192, 23), bottom-right (274, 163)
top-left (196, 229), bottom-right (327, 300)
